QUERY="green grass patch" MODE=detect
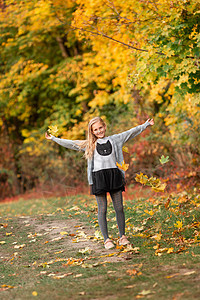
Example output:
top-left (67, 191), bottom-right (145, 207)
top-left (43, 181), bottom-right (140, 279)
top-left (0, 190), bottom-right (200, 299)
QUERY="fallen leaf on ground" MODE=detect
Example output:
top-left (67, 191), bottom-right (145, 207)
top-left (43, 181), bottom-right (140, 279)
top-left (107, 271), bottom-right (116, 274)
top-left (174, 220), bottom-right (183, 230)
top-left (166, 271), bottom-right (195, 279)
top-left (151, 233), bottom-right (162, 242)
top-left (78, 247), bottom-right (92, 255)
top-left (183, 271), bottom-right (196, 276)
top-left (100, 252), bottom-right (117, 258)
top-left (51, 237), bottom-right (63, 242)
top-left (60, 231), bottom-right (68, 235)
top-left (52, 273), bottom-right (73, 279)
top-left (94, 230), bottom-right (103, 240)
top-left (1, 284), bottom-right (15, 290)
top-left (73, 274), bottom-right (83, 278)
top-left (126, 269), bottom-right (138, 276)
top-left (167, 248), bottom-right (174, 254)
top-left (0, 223), bottom-right (8, 228)
top-left (82, 262), bottom-right (100, 268)
top-left (166, 273), bottom-right (180, 279)
top-left (138, 290), bottom-right (155, 296)
top-left (69, 206), bottom-right (80, 211)
top-left (54, 250), bottom-right (64, 254)
top-left (14, 244), bottom-right (25, 249)
top-left (144, 209), bottom-right (154, 216)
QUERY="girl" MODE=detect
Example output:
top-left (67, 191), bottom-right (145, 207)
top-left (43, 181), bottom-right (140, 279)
top-left (45, 117), bottom-right (154, 249)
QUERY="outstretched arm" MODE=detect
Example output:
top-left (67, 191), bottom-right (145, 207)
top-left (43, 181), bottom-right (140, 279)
top-left (111, 118), bottom-right (154, 144)
top-left (45, 132), bottom-right (84, 152)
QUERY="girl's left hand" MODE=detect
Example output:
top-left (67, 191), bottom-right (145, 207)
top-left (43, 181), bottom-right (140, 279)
top-left (147, 118), bottom-right (154, 126)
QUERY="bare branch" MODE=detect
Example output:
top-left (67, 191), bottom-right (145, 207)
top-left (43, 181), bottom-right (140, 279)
top-left (49, 2), bottom-right (197, 60)
top-left (71, 25), bottom-right (198, 60)
top-left (71, 25), bottom-right (165, 55)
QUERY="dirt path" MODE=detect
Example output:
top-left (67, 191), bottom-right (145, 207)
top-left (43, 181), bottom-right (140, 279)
top-left (18, 216), bottom-right (133, 263)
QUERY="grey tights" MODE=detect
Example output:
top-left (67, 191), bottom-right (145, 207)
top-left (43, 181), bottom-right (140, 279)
top-left (95, 190), bottom-right (125, 242)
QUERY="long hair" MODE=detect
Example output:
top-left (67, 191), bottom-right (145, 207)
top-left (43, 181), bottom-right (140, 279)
top-left (80, 117), bottom-right (106, 160)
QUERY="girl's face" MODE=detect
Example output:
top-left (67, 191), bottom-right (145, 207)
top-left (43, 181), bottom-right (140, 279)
top-left (92, 121), bottom-right (106, 139)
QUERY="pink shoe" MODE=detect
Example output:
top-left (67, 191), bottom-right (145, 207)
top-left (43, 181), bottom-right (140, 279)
top-left (119, 235), bottom-right (130, 246)
top-left (104, 238), bottom-right (115, 250)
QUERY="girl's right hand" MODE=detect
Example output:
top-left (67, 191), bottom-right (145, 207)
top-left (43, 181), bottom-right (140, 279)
top-left (45, 132), bottom-right (52, 139)
top-left (147, 118), bottom-right (154, 126)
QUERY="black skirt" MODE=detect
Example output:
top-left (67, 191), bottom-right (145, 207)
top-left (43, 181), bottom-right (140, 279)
top-left (91, 168), bottom-right (125, 195)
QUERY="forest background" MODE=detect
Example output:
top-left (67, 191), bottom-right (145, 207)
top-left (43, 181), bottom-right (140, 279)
top-left (0, 0), bottom-right (199, 200)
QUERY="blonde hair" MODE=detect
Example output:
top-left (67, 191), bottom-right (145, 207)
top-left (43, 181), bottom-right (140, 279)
top-left (80, 117), bottom-right (106, 159)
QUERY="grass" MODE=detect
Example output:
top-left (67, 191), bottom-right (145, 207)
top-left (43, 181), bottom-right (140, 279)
top-left (0, 189), bottom-right (200, 299)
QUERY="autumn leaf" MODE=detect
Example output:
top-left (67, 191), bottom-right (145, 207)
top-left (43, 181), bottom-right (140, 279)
top-left (138, 290), bottom-right (154, 296)
top-left (60, 231), bottom-right (68, 235)
top-left (135, 173), bottom-right (166, 192)
top-left (6, 232), bottom-right (12, 236)
top-left (167, 248), bottom-right (174, 254)
top-left (151, 233), bottom-right (162, 242)
top-left (1, 284), bottom-right (15, 290)
top-left (81, 263), bottom-right (95, 268)
top-left (159, 155), bottom-right (170, 164)
top-left (107, 271), bottom-right (116, 274)
top-left (165, 198), bottom-right (171, 209)
top-left (151, 183), bottom-right (167, 192)
top-left (0, 223), bottom-right (8, 228)
top-left (74, 274), bottom-right (83, 278)
top-left (144, 209), bottom-right (154, 216)
top-left (155, 247), bottom-right (173, 256)
top-left (122, 146), bottom-right (129, 153)
top-left (126, 269), bottom-right (138, 276)
top-left (48, 273), bottom-right (73, 279)
top-left (135, 173), bottom-right (148, 185)
top-left (116, 160), bottom-right (129, 171)
top-left (54, 250), bottom-right (64, 254)
top-left (94, 230), bottom-right (103, 240)
top-left (174, 220), bottom-right (183, 230)
top-left (47, 125), bottom-right (59, 136)
top-left (78, 247), bottom-right (92, 255)
top-left (183, 271), bottom-right (196, 276)
top-left (165, 273), bottom-right (180, 279)
top-left (14, 244), bottom-right (26, 249)
top-left (51, 237), bottom-right (63, 242)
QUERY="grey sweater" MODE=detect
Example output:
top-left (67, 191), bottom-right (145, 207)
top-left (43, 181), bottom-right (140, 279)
top-left (51, 120), bottom-right (150, 185)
